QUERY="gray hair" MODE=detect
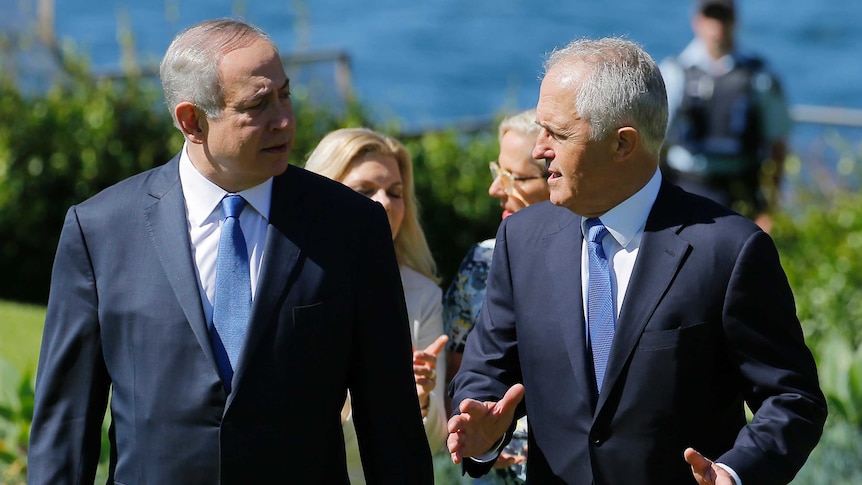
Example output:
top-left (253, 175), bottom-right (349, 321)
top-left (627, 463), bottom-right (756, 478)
top-left (544, 37), bottom-right (668, 156)
top-left (159, 18), bottom-right (278, 129)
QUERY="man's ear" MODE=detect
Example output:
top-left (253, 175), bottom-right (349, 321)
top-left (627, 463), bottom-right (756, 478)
top-left (176, 102), bottom-right (207, 144)
top-left (613, 126), bottom-right (639, 161)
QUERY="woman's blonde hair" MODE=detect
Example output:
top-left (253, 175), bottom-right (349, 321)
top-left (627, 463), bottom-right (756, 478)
top-left (304, 128), bottom-right (439, 283)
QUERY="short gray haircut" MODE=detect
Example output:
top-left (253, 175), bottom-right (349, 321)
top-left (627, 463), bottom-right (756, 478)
top-left (544, 37), bottom-right (668, 156)
top-left (159, 18), bottom-right (278, 129)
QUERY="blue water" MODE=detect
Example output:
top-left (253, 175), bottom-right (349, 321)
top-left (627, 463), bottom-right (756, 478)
top-left (5, 0), bottom-right (862, 155)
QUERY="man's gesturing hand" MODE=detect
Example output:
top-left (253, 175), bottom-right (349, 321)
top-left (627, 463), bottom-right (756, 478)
top-left (447, 384), bottom-right (525, 464)
top-left (684, 448), bottom-right (737, 485)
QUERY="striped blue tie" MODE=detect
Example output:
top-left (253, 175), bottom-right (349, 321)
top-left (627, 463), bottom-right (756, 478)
top-left (211, 194), bottom-right (251, 393)
top-left (586, 218), bottom-right (614, 393)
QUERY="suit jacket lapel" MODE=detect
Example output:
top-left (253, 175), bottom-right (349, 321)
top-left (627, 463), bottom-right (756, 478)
top-left (543, 210), bottom-right (597, 411)
top-left (228, 168), bottom-right (304, 406)
top-left (596, 182), bottom-right (691, 413)
top-left (143, 157), bottom-right (215, 368)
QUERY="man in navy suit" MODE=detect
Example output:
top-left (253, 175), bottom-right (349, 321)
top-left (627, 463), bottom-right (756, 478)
top-left (447, 37), bottom-right (826, 485)
top-left (28, 18), bottom-right (432, 484)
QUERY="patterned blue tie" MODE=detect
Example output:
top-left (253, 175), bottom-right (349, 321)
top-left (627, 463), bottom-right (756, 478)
top-left (211, 194), bottom-right (251, 393)
top-left (586, 218), bottom-right (615, 393)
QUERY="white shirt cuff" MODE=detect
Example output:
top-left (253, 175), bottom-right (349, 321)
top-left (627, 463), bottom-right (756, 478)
top-left (715, 462), bottom-right (742, 485)
top-left (467, 435), bottom-right (506, 463)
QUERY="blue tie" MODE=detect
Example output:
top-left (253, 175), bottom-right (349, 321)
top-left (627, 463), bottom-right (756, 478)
top-left (211, 195), bottom-right (251, 393)
top-left (586, 218), bottom-right (615, 393)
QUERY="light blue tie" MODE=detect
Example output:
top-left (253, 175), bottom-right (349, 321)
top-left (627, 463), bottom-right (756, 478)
top-left (586, 218), bottom-right (615, 393)
top-left (211, 194), bottom-right (251, 393)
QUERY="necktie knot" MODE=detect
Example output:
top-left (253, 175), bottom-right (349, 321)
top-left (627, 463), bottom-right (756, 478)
top-left (221, 194), bottom-right (246, 220)
top-left (586, 218), bottom-right (607, 244)
top-left (586, 218), bottom-right (608, 259)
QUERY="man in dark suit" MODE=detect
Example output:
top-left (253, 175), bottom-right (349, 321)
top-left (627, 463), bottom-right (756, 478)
top-left (28, 18), bottom-right (433, 484)
top-left (447, 37), bottom-right (826, 485)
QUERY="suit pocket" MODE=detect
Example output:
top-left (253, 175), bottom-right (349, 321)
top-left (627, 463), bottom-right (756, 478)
top-left (292, 299), bottom-right (326, 321)
top-left (637, 321), bottom-right (707, 351)
top-left (290, 298), bottom-right (352, 340)
top-left (283, 300), bottom-right (352, 373)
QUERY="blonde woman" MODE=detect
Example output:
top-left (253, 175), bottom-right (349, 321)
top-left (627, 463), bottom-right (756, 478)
top-left (305, 128), bottom-right (448, 483)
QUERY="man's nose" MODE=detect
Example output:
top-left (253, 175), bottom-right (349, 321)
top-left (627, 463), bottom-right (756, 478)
top-left (272, 102), bottom-right (294, 131)
top-left (532, 142), bottom-right (552, 161)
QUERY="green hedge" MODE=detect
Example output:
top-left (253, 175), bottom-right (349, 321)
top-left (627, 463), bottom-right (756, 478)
top-left (0, 57), bottom-right (180, 303)
top-left (769, 145), bottom-right (862, 476)
top-left (772, 162), bottom-right (862, 429)
top-left (405, 128), bottom-right (502, 286)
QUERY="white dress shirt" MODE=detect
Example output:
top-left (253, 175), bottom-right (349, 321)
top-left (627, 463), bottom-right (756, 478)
top-left (580, 168), bottom-right (661, 321)
top-left (178, 144), bottom-right (271, 326)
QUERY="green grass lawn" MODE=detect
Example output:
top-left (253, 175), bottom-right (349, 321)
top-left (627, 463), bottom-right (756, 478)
top-left (0, 300), bottom-right (45, 373)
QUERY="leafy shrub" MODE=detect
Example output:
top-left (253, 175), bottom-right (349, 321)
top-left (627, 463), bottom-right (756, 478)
top-left (404, 127), bottom-right (502, 286)
top-left (771, 136), bottom-right (862, 429)
top-left (814, 337), bottom-right (862, 427)
top-left (0, 358), bottom-right (33, 483)
top-left (773, 190), bottom-right (862, 351)
top-left (792, 419), bottom-right (862, 484)
top-left (0, 52), bottom-right (180, 304)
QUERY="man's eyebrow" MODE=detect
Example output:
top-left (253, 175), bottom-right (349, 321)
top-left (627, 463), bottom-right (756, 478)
top-left (537, 119), bottom-right (558, 131)
top-left (242, 79), bottom-right (289, 105)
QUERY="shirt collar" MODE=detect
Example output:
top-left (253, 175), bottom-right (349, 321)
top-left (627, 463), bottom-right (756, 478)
top-left (678, 38), bottom-right (736, 77)
top-left (178, 142), bottom-right (273, 227)
top-left (583, 168), bottom-right (662, 249)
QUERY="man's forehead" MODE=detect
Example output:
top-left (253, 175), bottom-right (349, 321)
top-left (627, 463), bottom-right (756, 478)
top-left (218, 43), bottom-right (285, 91)
top-left (546, 60), bottom-right (588, 89)
top-left (537, 71), bottom-right (579, 118)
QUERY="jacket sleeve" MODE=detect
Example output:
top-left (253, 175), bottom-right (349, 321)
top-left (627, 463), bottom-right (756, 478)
top-left (28, 206), bottom-right (111, 485)
top-left (449, 219), bottom-right (522, 478)
top-left (347, 203), bottom-right (434, 484)
top-left (717, 230), bottom-right (827, 484)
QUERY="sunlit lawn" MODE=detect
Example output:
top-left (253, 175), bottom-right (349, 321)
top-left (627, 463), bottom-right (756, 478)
top-left (0, 300), bottom-right (45, 373)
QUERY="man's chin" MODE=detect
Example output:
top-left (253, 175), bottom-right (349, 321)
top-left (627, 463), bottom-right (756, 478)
top-left (549, 191), bottom-right (568, 207)
top-left (264, 154), bottom-right (292, 175)
top-left (549, 193), bottom-right (578, 214)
